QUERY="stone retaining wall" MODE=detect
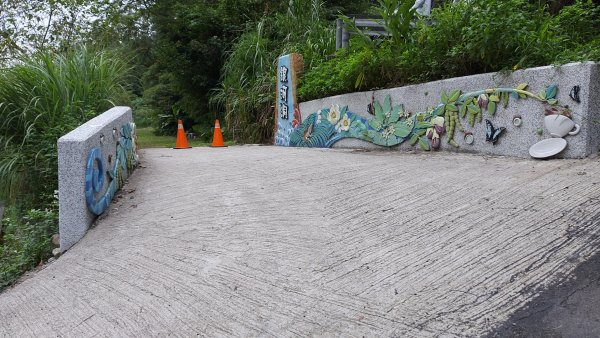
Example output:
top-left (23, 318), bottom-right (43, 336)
top-left (299, 62), bottom-right (600, 158)
top-left (57, 107), bottom-right (136, 251)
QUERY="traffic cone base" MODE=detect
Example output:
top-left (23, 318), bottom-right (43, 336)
top-left (211, 119), bottom-right (226, 147)
top-left (174, 119), bottom-right (191, 149)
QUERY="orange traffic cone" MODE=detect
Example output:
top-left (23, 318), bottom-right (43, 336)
top-left (174, 119), bottom-right (191, 149)
top-left (211, 119), bottom-right (226, 147)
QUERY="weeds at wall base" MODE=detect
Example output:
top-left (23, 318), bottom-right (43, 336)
top-left (0, 200), bottom-right (58, 291)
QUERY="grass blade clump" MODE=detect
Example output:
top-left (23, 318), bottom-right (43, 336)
top-left (0, 46), bottom-right (129, 204)
top-left (211, 0), bottom-right (337, 143)
top-left (0, 47), bottom-right (129, 290)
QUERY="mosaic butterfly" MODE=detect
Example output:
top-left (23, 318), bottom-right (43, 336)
top-left (485, 119), bottom-right (505, 145)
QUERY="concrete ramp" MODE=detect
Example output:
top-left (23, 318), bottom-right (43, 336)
top-left (1, 146), bottom-right (599, 337)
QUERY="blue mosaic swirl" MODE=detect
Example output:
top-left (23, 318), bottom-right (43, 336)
top-left (85, 123), bottom-right (138, 216)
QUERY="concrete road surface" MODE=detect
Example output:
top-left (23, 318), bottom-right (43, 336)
top-left (1, 146), bottom-right (600, 337)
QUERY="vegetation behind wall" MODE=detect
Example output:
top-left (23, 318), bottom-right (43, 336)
top-left (298, 0), bottom-right (600, 102)
top-left (0, 47), bottom-right (129, 290)
top-left (200, 0), bottom-right (600, 143)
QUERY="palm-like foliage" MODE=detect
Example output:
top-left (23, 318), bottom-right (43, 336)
top-left (0, 47), bottom-right (129, 203)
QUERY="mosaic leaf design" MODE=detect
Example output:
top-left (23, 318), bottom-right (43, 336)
top-left (501, 92), bottom-right (509, 108)
top-left (286, 84), bottom-right (564, 151)
top-left (545, 85), bottom-right (558, 100)
top-left (488, 101), bottom-right (497, 115)
top-left (290, 113), bottom-right (335, 147)
top-left (418, 136), bottom-right (430, 151)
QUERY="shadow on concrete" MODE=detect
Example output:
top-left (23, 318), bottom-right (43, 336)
top-left (490, 250), bottom-right (600, 337)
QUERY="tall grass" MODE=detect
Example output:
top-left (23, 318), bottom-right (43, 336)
top-left (0, 46), bottom-right (129, 289)
top-left (211, 0), bottom-right (336, 143)
top-left (0, 46), bottom-right (129, 204)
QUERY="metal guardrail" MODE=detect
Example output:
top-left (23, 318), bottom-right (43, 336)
top-left (335, 0), bottom-right (433, 50)
top-left (336, 17), bottom-right (387, 50)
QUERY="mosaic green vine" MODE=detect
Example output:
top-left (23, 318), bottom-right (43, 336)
top-left (288, 83), bottom-right (561, 150)
top-left (436, 83), bottom-right (560, 147)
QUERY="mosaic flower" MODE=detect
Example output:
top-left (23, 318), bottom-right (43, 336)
top-left (399, 110), bottom-right (411, 119)
top-left (317, 110), bottom-right (323, 124)
top-left (336, 114), bottom-right (351, 132)
top-left (328, 104), bottom-right (341, 125)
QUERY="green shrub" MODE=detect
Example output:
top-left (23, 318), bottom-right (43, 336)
top-left (212, 0), bottom-right (339, 143)
top-left (0, 199), bottom-right (58, 290)
top-left (554, 37), bottom-right (600, 63)
top-left (0, 47), bottom-right (128, 290)
top-left (0, 47), bottom-right (129, 204)
top-left (299, 0), bottom-right (600, 100)
top-left (363, 0), bottom-right (417, 50)
top-left (299, 49), bottom-right (372, 101)
top-left (549, 1), bottom-right (600, 63)
top-left (406, 0), bottom-right (536, 78)
top-left (552, 0), bottom-right (600, 44)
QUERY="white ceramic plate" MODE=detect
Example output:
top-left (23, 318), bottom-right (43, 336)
top-left (529, 138), bottom-right (567, 159)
